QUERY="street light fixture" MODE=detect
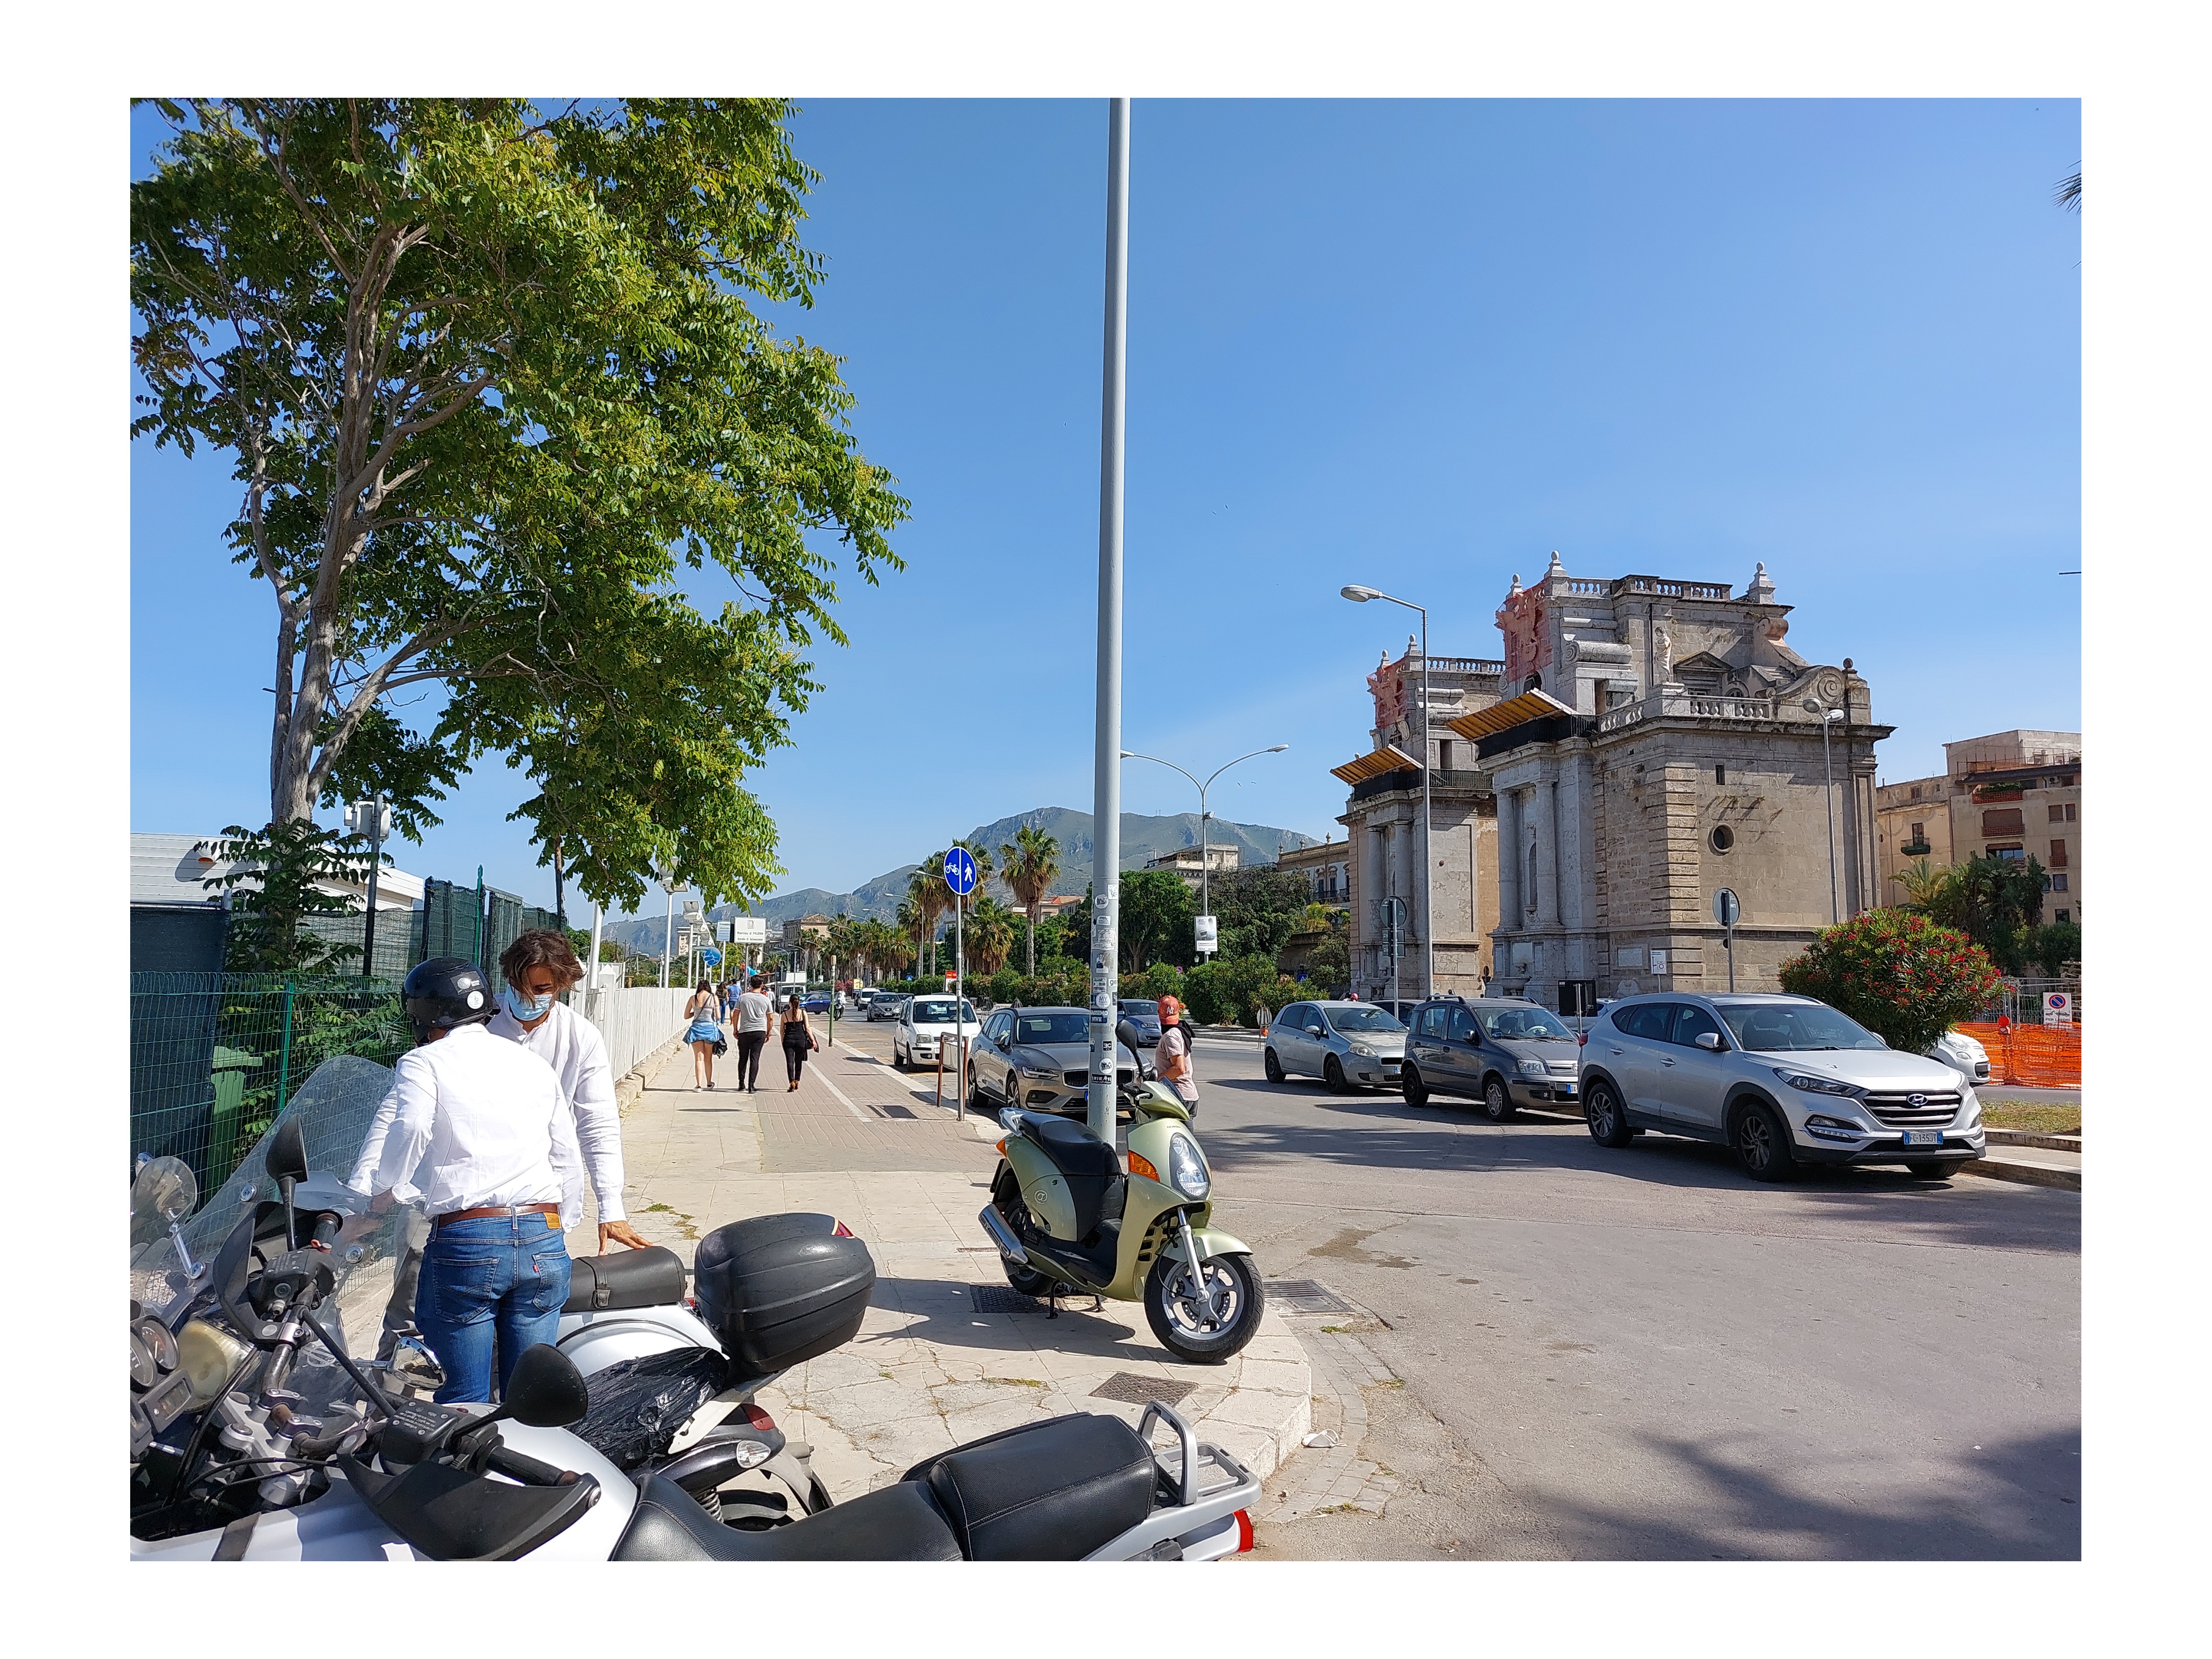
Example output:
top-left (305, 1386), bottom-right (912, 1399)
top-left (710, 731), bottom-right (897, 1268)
top-left (1340, 583), bottom-right (1433, 1001)
top-left (1805, 699), bottom-right (1848, 924)
top-left (1120, 745), bottom-right (1290, 953)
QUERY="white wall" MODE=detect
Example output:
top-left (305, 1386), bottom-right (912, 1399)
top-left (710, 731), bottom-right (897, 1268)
top-left (570, 986), bottom-right (692, 1079)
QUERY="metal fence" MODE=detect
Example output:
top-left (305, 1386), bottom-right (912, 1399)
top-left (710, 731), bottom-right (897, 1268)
top-left (1974, 977), bottom-right (2083, 1026)
top-left (129, 972), bottom-right (412, 1197)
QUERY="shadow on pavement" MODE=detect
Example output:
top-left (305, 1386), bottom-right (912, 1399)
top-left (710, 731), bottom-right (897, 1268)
top-left (864, 1275), bottom-right (1167, 1365)
top-left (1531, 1421), bottom-right (2081, 1559)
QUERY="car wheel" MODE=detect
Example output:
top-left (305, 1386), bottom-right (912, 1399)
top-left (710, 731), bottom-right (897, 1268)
top-left (1584, 1078), bottom-right (1632, 1147)
top-left (1323, 1055), bottom-right (1349, 1094)
top-left (1402, 1063), bottom-right (1430, 1108)
top-left (1264, 1047), bottom-right (1287, 1084)
top-left (1905, 1160), bottom-right (1955, 1181)
top-left (1734, 1102), bottom-right (1797, 1182)
top-left (893, 1042), bottom-right (908, 1072)
top-left (1482, 1076), bottom-right (1517, 1123)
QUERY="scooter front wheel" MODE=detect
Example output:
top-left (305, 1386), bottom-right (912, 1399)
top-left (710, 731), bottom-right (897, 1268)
top-left (1144, 1250), bottom-right (1264, 1363)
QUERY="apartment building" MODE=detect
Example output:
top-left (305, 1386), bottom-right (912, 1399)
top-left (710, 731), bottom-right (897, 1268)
top-left (1875, 730), bottom-right (2080, 923)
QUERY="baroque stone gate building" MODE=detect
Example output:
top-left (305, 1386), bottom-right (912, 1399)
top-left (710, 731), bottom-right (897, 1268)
top-left (1333, 554), bottom-right (1888, 1009)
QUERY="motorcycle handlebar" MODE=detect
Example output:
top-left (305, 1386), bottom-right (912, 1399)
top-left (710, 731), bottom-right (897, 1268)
top-left (482, 1441), bottom-right (579, 1488)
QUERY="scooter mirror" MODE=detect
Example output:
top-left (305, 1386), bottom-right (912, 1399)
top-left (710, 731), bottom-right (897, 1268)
top-left (500, 1343), bottom-right (591, 1429)
top-left (265, 1117), bottom-right (311, 1185)
top-left (1114, 1019), bottom-right (1144, 1060)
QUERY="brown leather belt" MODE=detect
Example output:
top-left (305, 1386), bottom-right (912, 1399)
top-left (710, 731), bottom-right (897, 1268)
top-left (433, 1202), bottom-right (560, 1230)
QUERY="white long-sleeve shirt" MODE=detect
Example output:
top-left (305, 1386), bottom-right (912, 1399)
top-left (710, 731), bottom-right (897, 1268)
top-left (346, 1023), bottom-right (579, 1222)
top-left (486, 1000), bottom-right (627, 1224)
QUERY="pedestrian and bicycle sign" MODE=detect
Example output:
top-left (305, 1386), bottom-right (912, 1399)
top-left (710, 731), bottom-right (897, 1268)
top-left (943, 847), bottom-right (978, 897)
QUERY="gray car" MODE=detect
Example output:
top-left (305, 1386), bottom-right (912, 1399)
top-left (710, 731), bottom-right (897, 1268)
top-left (969, 1006), bottom-right (1147, 1115)
top-left (1263, 1000), bottom-right (1407, 1092)
top-left (1578, 992), bottom-right (1987, 1182)
top-left (1400, 995), bottom-right (1581, 1121)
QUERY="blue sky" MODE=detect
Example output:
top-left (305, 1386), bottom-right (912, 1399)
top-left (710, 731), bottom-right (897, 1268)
top-left (131, 98), bottom-right (2080, 919)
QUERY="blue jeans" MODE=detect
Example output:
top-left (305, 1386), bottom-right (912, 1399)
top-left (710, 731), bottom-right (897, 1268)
top-left (413, 1212), bottom-right (572, 1404)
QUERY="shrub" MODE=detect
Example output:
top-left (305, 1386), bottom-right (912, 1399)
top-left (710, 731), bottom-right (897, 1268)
top-left (1776, 908), bottom-right (2001, 1053)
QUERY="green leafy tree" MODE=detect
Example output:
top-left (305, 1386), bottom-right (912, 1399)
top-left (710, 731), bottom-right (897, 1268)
top-left (132, 99), bottom-right (906, 912)
top-left (203, 819), bottom-right (378, 973)
top-left (1777, 909), bottom-right (2002, 1053)
top-left (1208, 866), bottom-right (1312, 962)
top-left (1000, 824), bottom-right (1063, 977)
top-left (1116, 871), bottom-right (1196, 971)
top-left (2022, 920), bottom-right (2081, 978)
top-left (963, 896), bottom-right (1016, 977)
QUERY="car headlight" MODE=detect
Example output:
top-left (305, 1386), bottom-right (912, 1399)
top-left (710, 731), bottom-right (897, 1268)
top-left (1517, 1058), bottom-right (1548, 1077)
top-left (1773, 1068), bottom-right (1860, 1096)
top-left (1166, 1131), bottom-right (1211, 1200)
top-left (1351, 1042), bottom-right (1377, 1057)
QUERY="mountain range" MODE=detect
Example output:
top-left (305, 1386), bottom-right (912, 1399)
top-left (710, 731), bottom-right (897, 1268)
top-left (601, 806), bottom-right (1321, 953)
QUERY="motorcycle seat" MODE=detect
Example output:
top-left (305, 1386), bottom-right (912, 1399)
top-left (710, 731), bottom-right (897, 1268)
top-left (611, 1472), bottom-right (963, 1561)
top-left (562, 1245), bottom-right (688, 1314)
top-left (1021, 1112), bottom-right (1120, 1183)
top-left (903, 1412), bottom-right (1155, 1561)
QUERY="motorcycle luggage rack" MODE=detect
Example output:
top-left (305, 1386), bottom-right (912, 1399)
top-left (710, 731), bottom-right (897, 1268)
top-left (1086, 1401), bottom-right (1262, 1561)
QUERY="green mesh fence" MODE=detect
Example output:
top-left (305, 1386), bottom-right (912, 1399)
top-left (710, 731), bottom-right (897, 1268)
top-left (130, 972), bottom-right (412, 1197)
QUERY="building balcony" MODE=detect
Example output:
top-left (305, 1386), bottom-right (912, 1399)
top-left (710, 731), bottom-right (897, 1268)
top-left (1899, 841), bottom-right (1933, 858)
top-left (1595, 690), bottom-right (1778, 734)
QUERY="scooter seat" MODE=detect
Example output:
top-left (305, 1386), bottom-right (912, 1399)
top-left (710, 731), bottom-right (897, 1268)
top-left (611, 1472), bottom-right (963, 1561)
top-left (1021, 1112), bottom-right (1120, 1183)
top-left (902, 1412), bottom-right (1155, 1561)
top-left (561, 1245), bottom-right (688, 1314)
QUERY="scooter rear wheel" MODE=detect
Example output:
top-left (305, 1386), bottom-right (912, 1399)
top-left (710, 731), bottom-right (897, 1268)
top-left (1144, 1250), bottom-right (1264, 1363)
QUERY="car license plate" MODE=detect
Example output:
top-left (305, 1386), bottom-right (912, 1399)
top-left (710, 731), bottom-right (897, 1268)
top-left (1558, 1081), bottom-right (1576, 1095)
top-left (1902, 1130), bottom-right (1943, 1147)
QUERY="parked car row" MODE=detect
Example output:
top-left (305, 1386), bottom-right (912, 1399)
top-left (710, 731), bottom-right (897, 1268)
top-left (1260, 990), bottom-right (1987, 1184)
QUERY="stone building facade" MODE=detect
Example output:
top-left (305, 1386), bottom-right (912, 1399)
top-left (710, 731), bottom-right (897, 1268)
top-left (1275, 835), bottom-right (1355, 908)
top-left (1473, 556), bottom-right (1888, 1006)
top-left (1332, 642), bottom-right (1505, 1002)
top-left (1875, 730), bottom-right (2081, 922)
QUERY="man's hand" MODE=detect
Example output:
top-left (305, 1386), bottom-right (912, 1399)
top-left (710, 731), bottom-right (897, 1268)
top-left (367, 1190), bottom-right (397, 1217)
top-left (600, 1220), bottom-right (651, 1252)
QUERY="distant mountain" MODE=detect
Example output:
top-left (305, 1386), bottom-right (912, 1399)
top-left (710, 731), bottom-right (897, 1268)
top-left (600, 807), bottom-right (1319, 952)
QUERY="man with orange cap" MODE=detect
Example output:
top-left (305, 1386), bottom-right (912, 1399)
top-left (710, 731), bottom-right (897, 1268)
top-left (1155, 994), bottom-right (1200, 1120)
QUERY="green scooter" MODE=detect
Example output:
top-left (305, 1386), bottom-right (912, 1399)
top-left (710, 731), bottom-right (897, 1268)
top-left (979, 1020), bottom-right (1264, 1362)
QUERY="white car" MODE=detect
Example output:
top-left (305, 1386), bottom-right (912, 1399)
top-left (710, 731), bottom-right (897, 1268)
top-left (893, 994), bottom-right (980, 1072)
top-left (1927, 1027), bottom-right (1992, 1091)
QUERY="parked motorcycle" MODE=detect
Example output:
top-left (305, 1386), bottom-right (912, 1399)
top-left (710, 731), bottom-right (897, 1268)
top-left (129, 1062), bottom-right (1259, 1561)
top-left (981, 1019), bottom-right (1265, 1362)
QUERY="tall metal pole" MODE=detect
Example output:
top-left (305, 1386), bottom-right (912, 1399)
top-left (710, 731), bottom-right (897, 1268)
top-left (1199, 780), bottom-right (1209, 940)
top-left (1086, 97), bottom-right (1130, 1149)
top-left (1418, 610), bottom-right (1433, 999)
top-left (588, 901), bottom-right (605, 1005)
top-left (953, 897), bottom-right (965, 1120)
top-left (662, 886), bottom-right (674, 987)
top-left (360, 796), bottom-right (385, 980)
top-left (1822, 714), bottom-right (1840, 925)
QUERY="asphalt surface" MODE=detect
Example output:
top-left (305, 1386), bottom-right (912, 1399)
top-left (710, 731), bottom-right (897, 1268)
top-left (1179, 1034), bottom-right (2081, 1561)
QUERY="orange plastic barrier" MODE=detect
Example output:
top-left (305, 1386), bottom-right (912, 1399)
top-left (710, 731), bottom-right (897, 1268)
top-left (1956, 1021), bottom-right (2081, 1089)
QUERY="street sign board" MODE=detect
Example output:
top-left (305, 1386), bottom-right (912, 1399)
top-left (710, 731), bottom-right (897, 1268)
top-left (730, 916), bottom-right (768, 944)
top-left (1713, 888), bottom-right (1741, 928)
top-left (943, 847), bottom-right (978, 897)
top-left (2043, 992), bottom-right (2072, 1027)
top-left (1194, 915), bottom-right (1218, 954)
top-left (702, 948), bottom-right (722, 967)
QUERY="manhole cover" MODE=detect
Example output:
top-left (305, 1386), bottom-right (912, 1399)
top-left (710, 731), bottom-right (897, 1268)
top-left (1265, 1279), bottom-right (1352, 1314)
top-left (969, 1285), bottom-right (1045, 1315)
top-left (1091, 1371), bottom-right (1195, 1407)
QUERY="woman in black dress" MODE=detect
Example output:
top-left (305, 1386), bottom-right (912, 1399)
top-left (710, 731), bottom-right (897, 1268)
top-left (779, 992), bottom-right (817, 1091)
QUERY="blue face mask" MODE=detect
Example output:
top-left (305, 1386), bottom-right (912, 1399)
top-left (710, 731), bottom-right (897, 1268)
top-left (503, 987), bottom-right (555, 1022)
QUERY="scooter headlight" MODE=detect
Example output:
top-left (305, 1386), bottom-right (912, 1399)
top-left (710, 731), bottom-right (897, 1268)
top-left (1166, 1131), bottom-right (1210, 1201)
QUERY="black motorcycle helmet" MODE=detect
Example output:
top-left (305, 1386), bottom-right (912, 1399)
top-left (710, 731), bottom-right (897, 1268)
top-left (402, 957), bottom-right (496, 1043)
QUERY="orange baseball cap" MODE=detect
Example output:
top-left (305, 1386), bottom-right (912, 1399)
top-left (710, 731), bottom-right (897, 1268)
top-left (1156, 995), bottom-right (1182, 1019)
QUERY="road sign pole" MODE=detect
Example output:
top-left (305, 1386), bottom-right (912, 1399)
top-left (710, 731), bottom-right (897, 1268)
top-left (954, 896), bottom-right (964, 1120)
top-left (1088, 96), bottom-right (1130, 1150)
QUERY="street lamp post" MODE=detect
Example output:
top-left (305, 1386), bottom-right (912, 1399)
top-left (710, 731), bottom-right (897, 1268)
top-left (1806, 700), bottom-right (1847, 924)
top-left (1341, 585), bottom-right (1433, 1001)
top-left (656, 863), bottom-right (679, 988)
top-left (1119, 745), bottom-right (1291, 954)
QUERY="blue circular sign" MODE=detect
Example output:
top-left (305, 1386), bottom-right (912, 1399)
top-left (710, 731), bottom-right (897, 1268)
top-left (943, 847), bottom-right (978, 897)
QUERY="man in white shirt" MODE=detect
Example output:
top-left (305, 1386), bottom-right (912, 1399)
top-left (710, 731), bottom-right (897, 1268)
top-left (351, 958), bottom-right (581, 1404)
top-left (732, 974), bottom-right (775, 1093)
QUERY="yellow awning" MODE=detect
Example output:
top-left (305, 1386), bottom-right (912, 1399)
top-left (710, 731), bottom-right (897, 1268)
top-left (1330, 744), bottom-right (1422, 785)
top-left (1445, 687), bottom-right (1578, 742)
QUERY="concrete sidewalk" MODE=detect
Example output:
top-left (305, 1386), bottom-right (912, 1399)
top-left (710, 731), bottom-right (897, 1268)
top-left (571, 1038), bottom-right (1314, 1500)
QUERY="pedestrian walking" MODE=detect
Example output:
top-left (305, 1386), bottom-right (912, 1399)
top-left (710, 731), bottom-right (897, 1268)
top-left (779, 990), bottom-right (818, 1091)
top-left (733, 973), bottom-right (775, 1092)
top-left (349, 958), bottom-right (580, 1405)
top-left (1155, 994), bottom-right (1200, 1121)
top-left (685, 978), bottom-right (724, 1090)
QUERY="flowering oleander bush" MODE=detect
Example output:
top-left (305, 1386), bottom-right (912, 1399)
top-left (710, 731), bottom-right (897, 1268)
top-left (1777, 908), bottom-right (2001, 1053)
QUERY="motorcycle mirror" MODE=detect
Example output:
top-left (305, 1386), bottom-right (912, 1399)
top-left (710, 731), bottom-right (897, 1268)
top-left (265, 1118), bottom-right (311, 1185)
top-left (497, 1343), bottom-right (591, 1429)
top-left (132, 1155), bottom-right (200, 1227)
top-left (1114, 1018), bottom-right (1144, 1059)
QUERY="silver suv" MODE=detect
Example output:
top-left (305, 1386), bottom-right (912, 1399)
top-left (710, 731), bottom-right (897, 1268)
top-left (1578, 993), bottom-right (1986, 1182)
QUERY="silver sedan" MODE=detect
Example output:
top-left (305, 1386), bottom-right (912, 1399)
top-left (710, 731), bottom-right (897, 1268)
top-left (1264, 1000), bottom-right (1408, 1092)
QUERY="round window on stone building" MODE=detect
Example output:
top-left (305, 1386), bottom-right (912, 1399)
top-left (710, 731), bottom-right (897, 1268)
top-left (1710, 824), bottom-right (1735, 854)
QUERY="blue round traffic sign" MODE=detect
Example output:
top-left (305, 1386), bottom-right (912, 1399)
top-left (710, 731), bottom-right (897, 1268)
top-left (943, 847), bottom-right (978, 897)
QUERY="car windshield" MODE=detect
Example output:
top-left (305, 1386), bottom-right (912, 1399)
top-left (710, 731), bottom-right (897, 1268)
top-left (911, 998), bottom-right (975, 1024)
top-left (1014, 1012), bottom-right (1090, 1045)
top-left (1324, 1006), bottom-right (1405, 1034)
top-left (1118, 1000), bottom-right (1159, 1018)
top-left (1475, 1006), bottom-right (1574, 1041)
top-left (1716, 1001), bottom-right (1887, 1052)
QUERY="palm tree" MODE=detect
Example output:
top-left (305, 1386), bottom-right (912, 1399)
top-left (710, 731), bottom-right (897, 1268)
top-left (2056, 166), bottom-right (2080, 212)
top-left (908, 860), bottom-right (950, 976)
top-left (899, 885), bottom-right (935, 978)
top-left (1000, 824), bottom-right (1062, 976)
top-left (965, 896), bottom-right (1016, 977)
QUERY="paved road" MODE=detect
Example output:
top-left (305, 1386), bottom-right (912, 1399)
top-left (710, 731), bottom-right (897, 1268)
top-left (1177, 1033), bottom-right (2080, 1561)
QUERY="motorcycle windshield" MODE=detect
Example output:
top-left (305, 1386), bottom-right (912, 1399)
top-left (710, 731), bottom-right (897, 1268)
top-left (130, 1054), bottom-right (410, 1338)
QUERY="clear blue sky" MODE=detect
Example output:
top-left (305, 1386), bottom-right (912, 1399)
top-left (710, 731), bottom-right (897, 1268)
top-left (130, 98), bottom-right (2080, 919)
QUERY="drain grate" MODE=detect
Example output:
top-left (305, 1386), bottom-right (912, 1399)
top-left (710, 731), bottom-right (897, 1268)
top-left (1264, 1279), bottom-right (1352, 1314)
top-left (1091, 1371), bottom-right (1195, 1408)
top-left (969, 1285), bottom-right (1045, 1315)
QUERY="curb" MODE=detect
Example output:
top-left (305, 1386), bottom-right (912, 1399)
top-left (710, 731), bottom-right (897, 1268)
top-left (615, 1033), bottom-right (690, 1116)
top-left (1984, 1128), bottom-right (2081, 1152)
top-left (1956, 1155), bottom-right (2080, 1192)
